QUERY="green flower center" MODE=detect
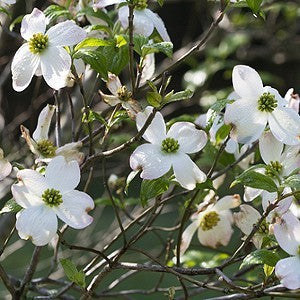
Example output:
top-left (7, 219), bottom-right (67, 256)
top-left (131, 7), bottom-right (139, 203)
top-left (29, 33), bottom-right (48, 54)
top-left (265, 160), bottom-right (283, 177)
top-left (117, 86), bottom-right (132, 101)
top-left (42, 188), bottom-right (63, 207)
top-left (298, 245), bottom-right (300, 255)
top-left (258, 219), bottom-right (269, 234)
top-left (37, 139), bottom-right (57, 158)
top-left (161, 137), bottom-right (180, 153)
top-left (257, 92), bottom-right (277, 112)
top-left (133, 0), bottom-right (148, 10)
top-left (199, 211), bottom-right (220, 231)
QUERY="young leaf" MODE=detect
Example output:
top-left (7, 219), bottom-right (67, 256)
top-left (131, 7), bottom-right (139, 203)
top-left (147, 91), bottom-right (162, 108)
top-left (44, 5), bottom-right (72, 23)
top-left (163, 89), bottom-right (193, 104)
top-left (246, 0), bottom-right (263, 13)
top-left (60, 259), bottom-right (86, 288)
top-left (115, 35), bottom-right (127, 48)
top-left (231, 170), bottom-right (277, 193)
top-left (240, 249), bottom-right (280, 269)
top-left (74, 38), bottom-right (113, 52)
top-left (264, 264), bottom-right (275, 278)
top-left (140, 177), bottom-right (170, 207)
top-left (141, 42), bottom-right (173, 58)
top-left (215, 124), bottom-right (231, 143)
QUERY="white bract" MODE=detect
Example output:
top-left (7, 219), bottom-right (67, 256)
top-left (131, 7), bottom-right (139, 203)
top-left (94, 0), bottom-right (170, 41)
top-left (181, 194), bottom-right (241, 253)
top-left (0, 148), bottom-right (12, 181)
top-left (12, 156), bottom-right (94, 246)
top-left (21, 105), bottom-right (84, 163)
top-left (285, 88), bottom-right (300, 113)
top-left (274, 212), bottom-right (300, 289)
top-left (130, 106), bottom-right (207, 190)
top-left (11, 8), bottom-right (86, 91)
top-left (224, 65), bottom-right (300, 145)
top-left (234, 204), bottom-right (268, 249)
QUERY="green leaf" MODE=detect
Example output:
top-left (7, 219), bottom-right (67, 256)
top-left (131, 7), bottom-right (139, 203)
top-left (44, 5), bottom-right (72, 23)
top-left (215, 124), bottom-right (231, 143)
top-left (283, 174), bottom-right (300, 190)
top-left (157, 0), bottom-right (164, 6)
top-left (264, 264), bottom-right (275, 278)
top-left (100, 42), bottom-right (129, 75)
top-left (85, 110), bottom-right (108, 128)
top-left (0, 198), bottom-right (22, 214)
top-left (74, 38), bottom-right (113, 52)
top-left (140, 177), bottom-right (170, 207)
top-left (74, 49), bottom-right (108, 79)
top-left (246, 0), bottom-right (263, 13)
top-left (210, 98), bottom-right (234, 114)
top-left (142, 42), bottom-right (173, 58)
top-left (76, 7), bottom-right (113, 27)
top-left (146, 80), bottom-right (158, 93)
top-left (231, 170), bottom-right (278, 193)
top-left (85, 24), bottom-right (111, 35)
top-left (60, 259), bottom-right (86, 288)
top-left (115, 35), bottom-right (127, 48)
top-left (240, 249), bottom-right (280, 269)
top-left (163, 89), bottom-right (193, 104)
top-left (147, 91), bottom-right (162, 107)
top-left (133, 34), bottom-right (149, 56)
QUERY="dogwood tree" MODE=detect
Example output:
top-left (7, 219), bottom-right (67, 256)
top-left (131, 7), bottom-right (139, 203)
top-left (0, 0), bottom-right (299, 299)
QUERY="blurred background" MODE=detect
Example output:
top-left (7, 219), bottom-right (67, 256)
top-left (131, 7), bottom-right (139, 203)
top-left (0, 0), bottom-right (299, 299)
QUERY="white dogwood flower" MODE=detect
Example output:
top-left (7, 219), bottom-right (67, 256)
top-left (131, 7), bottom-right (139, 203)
top-left (274, 212), bottom-right (300, 289)
top-left (94, 0), bottom-right (170, 41)
top-left (181, 194), bottom-right (241, 253)
top-left (11, 8), bottom-right (86, 91)
top-left (195, 110), bottom-right (238, 154)
top-left (0, 148), bottom-right (12, 181)
top-left (12, 156), bottom-right (94, 246)
top-left (244, 130), bottom-right (299, 205)
top-left (224, 65), bottom-right (300, 145)
top-left (130, 106), bottom-right (207, 190)
top-left (196, 110), bottom-right (254, 170)
top-left (21, 105), bottom-right (84, 163)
